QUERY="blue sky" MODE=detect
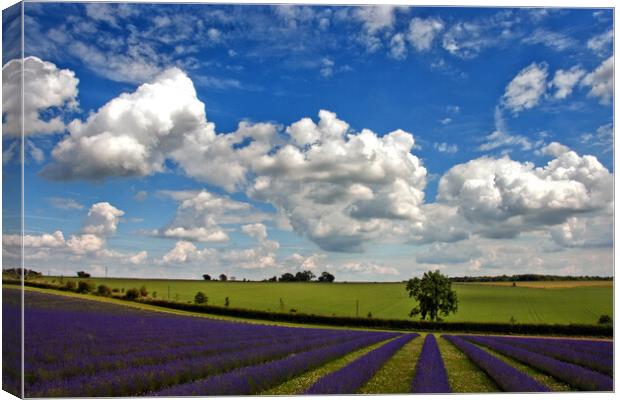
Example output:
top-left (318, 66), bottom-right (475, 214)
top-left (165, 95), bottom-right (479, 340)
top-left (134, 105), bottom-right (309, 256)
top-left (2, 3), bottom-right (614, 280)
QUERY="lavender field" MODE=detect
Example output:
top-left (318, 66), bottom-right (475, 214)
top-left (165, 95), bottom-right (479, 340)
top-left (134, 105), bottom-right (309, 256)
top-left (2, 289), bottom-right (613, 396)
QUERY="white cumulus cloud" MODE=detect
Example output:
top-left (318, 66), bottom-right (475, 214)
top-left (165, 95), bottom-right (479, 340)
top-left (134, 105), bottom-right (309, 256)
top-left (550, 66), bottom-right (586, 99)
top-left (581, 56), bottom-right (613, 105)
top-left (2, 56), bottom-right (79, 136)
top-left (501, 62), bottom-right (548, 112)
top-left (408, 17), bottom-right (444, 52)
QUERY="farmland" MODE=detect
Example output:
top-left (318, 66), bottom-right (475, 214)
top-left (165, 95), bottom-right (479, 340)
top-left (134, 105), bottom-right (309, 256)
top-left (33, 277), bottom-right (612, 324)
top-left (2, 288), bottom-right (612, 396)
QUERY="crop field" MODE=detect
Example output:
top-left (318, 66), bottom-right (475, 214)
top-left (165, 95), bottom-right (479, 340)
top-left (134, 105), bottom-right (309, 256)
top-left (34, 277), bottom-right (612, 324)
top-left (2, 289), bottom-right (613, 396)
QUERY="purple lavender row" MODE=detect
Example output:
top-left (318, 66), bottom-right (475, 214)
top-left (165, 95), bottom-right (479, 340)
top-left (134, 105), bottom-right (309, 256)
top-left (442, 335), bottom-right (549, 392)
top-left (153, 332), bottom-right (400, 396)
top-left (25, 307), bottom-right (328, 357)
top-left (28, 330), bottom-right (379, 397)
top-left (305, 334), bottom-right (418, 394)
top-left (506, 337), bottom-right (613, 355)
top-left (28, 330), bottom-right (350, 383)
top-left (25, 325), bottom-right (332, 369)
top-left (488, 336), bottom-right (612, 377)
top-left (411, 335), bottom-right (451, 393)
top-left (461, 335), bottom-right (612, 391)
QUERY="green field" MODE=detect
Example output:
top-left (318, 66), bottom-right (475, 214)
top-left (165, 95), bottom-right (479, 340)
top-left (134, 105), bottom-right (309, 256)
top-left (34, 277), bottom-right (612, 325)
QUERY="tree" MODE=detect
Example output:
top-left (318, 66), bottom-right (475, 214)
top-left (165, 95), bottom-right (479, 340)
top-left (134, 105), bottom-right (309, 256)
top-left (76, 271), bottom-right (90, 278)
top-left (194, 291), bottom-right (207, 304)
top-left (279, 272), bottom-right (296, 282)
top-left (219, 274), bottom-right (228, 281)
top-left (295, 270), bottom-right (315, 282)
top-left (406, 270), bottom-right (458, 321)
top-left (599, 315), bottom-right (612, 324)
top-left (203, 274), bottom-right (211, 281)
top-left (224, 297), bottom-right (230, 307)
top-left (317, 271), bottom-right (335, 282)
top-left (139, 285), bottom-right (148, 297)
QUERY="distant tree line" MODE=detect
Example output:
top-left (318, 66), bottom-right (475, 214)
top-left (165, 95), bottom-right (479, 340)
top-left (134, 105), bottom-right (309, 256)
top-left (262, 270), bottom-right (335, 283)
top-left (2, 268), bottom-right (42, 279)
top-left (449, 274), bottom-right (612, 282)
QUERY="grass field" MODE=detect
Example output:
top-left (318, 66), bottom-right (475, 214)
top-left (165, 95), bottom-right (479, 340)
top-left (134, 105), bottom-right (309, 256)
top-left (33, 277), bottom-right (612, 324)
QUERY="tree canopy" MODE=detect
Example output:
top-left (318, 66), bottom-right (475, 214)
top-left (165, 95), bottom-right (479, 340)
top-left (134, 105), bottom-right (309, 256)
top-left (406, 270), bottom-right (458, 321)
top-left (317, 271), bottom-right (335, 282)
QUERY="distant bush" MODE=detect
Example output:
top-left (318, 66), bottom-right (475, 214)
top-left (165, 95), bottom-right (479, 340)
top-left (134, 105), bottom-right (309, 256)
top-left (97, 284), bottom-right (112, 296)
top-left (77, 281), bottom-right (93, 293)
top-left (76, 271), bottom-right (91, 278)
top-left (112, 288), bottom-right (120, 293)
top-left (139, 285), bottom-right (148, 297)
top-left (64, 281), bottom-right (76, 291)
top-left (125, 288), bottom-right (140, 300)
top-left (598, 315), bottom-right (612, 324)
top-left (367, 312), bottom-right (373, 318)
top-left (194, 291), bottom-right (207, 304)
top-left (224, 297), bottom-right (230, 307)
top-left (152, 291), bottom-right (157, 299)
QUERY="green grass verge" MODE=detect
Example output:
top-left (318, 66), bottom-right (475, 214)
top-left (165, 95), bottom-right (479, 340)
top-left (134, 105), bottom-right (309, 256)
top-left (260, 337), bottom-right (396, 395)
top-left (437, 336), bottom-right (499, 393)
top-left (359, 333), bottom-right (425, 394)
top-left (29, 276), bottom-right (612, 324)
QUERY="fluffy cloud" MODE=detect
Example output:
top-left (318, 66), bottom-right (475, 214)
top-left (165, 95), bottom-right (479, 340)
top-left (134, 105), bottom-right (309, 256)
top-left (587, 30), bottom-right (613, 56)
top-left (354, 6), bottom-right (397, 34)
top-left (47, 197), bottom-right (85, 210)
top-left (501, 62), bottom-right (548, 112)
top-left (3, 202), bottom-right (148, 268)
top-left (2, 56), bottom-right (79, 136)
top-left (540, 142), bottom-right (570, 157)
top-left (161, 241), bottom-right (215, 264)
top-left (550, 66), bottom-right (586, 99)
top-left (581, 56), bottom-right (613, 105)
top-left (478, 107), bottom-right (531, 152)
top-left (152, 190), bottom-right (270, 242)
top-left (338, 261), bottom-right (399, 276)
top-left (42, 68), bottom-right (428, 252)
top-left (250, 112), bottom-right (427, 252)
top-left (40, 68), bottom-right (213, 180)
top-left (388, 33), bottom-right (407, 60)
top-left (521, 29), bottom-right (576, 51)
top-left (438, 149), bottom-right (612, 238)
top-left (82, 202), bottom-right (125, 236)
top-left (549, 214), bottom-right (612, 248)
top-left (434, 142), bottom-right (458, 154)
top-left (407, 17), bottom-right (444, 52)
top-left (416, 242), bottom-right (483, 265)
top-left (241, 223), bottom-right (268, 242)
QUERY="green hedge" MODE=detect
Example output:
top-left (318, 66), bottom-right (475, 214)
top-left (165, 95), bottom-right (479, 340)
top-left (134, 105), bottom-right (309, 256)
top-left (6, 279), bottom-right (612, 337)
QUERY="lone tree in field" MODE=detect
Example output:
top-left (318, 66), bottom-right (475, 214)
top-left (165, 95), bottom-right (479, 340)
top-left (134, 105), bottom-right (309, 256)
top-left (219, 274), bottom-right (228, 281)
top-left (406, 270), bottom-right (458, 321)
top-left (202, 274), bottom-right (211, 281)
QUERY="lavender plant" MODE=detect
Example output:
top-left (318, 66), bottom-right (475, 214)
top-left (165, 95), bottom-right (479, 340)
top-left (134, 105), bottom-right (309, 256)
top-left (461, 335), bottom-right (613, 391)
top-left (442, 335), bottom-right (550, 392)
top-left (411, 335), bottom-right (451, 393)
top-left (304, 334), bottom-right (418, 394)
